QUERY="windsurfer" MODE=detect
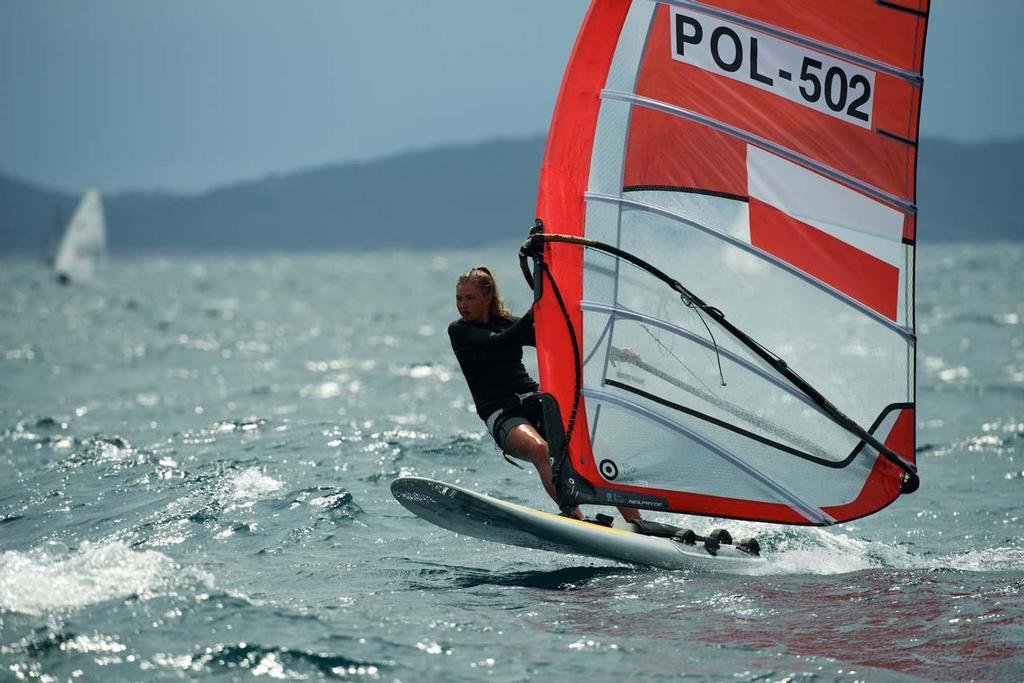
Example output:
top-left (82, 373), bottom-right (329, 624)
top-left (448, 266), bottom-right (642, 523)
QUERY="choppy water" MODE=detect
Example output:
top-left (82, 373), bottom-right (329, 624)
top-left (1, 243), bottom-right (1022, 682)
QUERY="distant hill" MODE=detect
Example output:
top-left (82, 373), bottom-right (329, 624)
top-left (0, 136), bottom-right (1020, 251)
top-left (917, 139), bottom-right (1022, 241)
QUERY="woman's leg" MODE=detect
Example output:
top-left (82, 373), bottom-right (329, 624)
top-left (503, 422), bottom-right (642, 523)
top-left (503, 423), bottom-right (584, 520)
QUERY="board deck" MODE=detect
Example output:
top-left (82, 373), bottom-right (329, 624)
top-left (391, 477), bottom-right (767, 573)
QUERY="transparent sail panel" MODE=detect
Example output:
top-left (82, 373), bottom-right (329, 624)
top-left (582, 195), bottom-right (911, 437)
top-left (582, 249), bottom-right (859, 463)
top-left (584, 393), bottom-right (874, 514)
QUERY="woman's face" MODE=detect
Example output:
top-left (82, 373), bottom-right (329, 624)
top-left (456, 282), bottom-right (492, 322)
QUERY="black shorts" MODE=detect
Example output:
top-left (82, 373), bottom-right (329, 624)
top-left (485, 394), bottom-right (546, 456)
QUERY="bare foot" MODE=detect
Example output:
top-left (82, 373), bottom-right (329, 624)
top-left (561, 505), bottom-right (585, 520)
top-left (617, 506), bottom-right (643, 523)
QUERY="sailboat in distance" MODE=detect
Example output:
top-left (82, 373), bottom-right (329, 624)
top-left (394, 0), bottom-right (929, 570)
top-left (54, 186), bottom-right (106, 284)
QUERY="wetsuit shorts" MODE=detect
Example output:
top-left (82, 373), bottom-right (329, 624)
top-left (484, 392), bottom-right (545, 458)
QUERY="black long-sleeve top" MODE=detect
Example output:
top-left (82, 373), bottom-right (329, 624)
top-left (448, 310), bottom-right (540, 419)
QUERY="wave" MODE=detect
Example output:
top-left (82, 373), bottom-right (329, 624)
top-left (183, 642), bottom-right (384, 679)
top-left (228, 467), bottom-right (284, 502)
top-left (128, 464), bottom-right (288, 543)
top-left (630, 514), bottom-right (1024, 576)
top-left (746, 527), bottom-right (1024, 576)
top-left (403, 560), bottom-right (630, 591)
top-left (0, 541), bottom-right (199, 615)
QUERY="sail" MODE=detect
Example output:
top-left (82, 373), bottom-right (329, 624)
top-left (54, 187), bottom-right (106, 283)
top-left (532, 0), bottom-right (928, 525)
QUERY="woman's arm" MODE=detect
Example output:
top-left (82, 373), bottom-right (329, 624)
top-left (448, 309), bottom-right (535, 351)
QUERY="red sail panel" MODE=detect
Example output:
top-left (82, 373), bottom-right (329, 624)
top-left (748, 199), bottom-right (901, 320)
top-left (707, 0), bottom-right (928, 73)
top-left (634, 3), bottom-right (927, 204)
top-left (822, 407), bottom-right (916, 520)
top-left (624, 107), bottom-right (748, 197)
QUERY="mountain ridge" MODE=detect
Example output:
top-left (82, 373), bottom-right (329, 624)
top-left (1, 136), bottom-right (1020, 251)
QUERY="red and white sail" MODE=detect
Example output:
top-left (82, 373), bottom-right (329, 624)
top-left (534, 0), bottom-right (928, 524)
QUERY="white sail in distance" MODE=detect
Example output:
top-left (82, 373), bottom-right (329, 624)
top-left (54, 187), bottom-right (106, 283)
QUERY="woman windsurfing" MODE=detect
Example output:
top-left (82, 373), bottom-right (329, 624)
top-left (448, 265), bottom-right (641, 523)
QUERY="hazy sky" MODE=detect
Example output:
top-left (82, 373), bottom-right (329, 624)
top-left (1, 0), bottom-right (1021, 194)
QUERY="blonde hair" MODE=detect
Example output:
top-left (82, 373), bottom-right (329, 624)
top-left (457, 265), bottom-right (511, 318)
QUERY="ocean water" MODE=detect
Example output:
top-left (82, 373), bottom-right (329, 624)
top-left (1, 243), bottom-right (1022, 682)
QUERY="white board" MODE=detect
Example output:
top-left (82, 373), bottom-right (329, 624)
top-left (391, 477), bottom-right (766, 574)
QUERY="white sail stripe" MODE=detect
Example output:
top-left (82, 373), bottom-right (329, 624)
top-left (607, 1), bottom-right (659, 91)
top-left (585, 191), bottom-right (916, 339)
top-left (662, 0), bottom-right (923, 83)
top-left (747, 146), bottom-right (906, 268)
top-left (590, 4), bottom-right (657, 198)
top-left (584, 387), bottom-right (837, 525)
top-left (580, 300), bottom-right (824, 413)
top-left (599, 89), bottom-right (916, 214)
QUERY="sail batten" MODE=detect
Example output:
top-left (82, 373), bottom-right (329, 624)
top-left (584, 387), bottom-right (837, 524)
top-left (581, 300), bottom-right (833, 410)
top-left (584, 192), bottom-right (916, 336)
top-left (533, 0), bottom-right (927, 525)
top-left (600, 90), bottom-right (917, 212)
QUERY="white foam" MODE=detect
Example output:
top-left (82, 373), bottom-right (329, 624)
top-left (0, 541), bottom-right (180, 615)
top-left (228, 468), bottom-right (283, 502)
top-left (927, 547), bottom-right (1024, 573)
top-left (762, 528), bottom-right (886, 575)
top-left (738, 526), bottom-right (1024, 576)
top-left (666, 517), bottom-right (893, 575)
